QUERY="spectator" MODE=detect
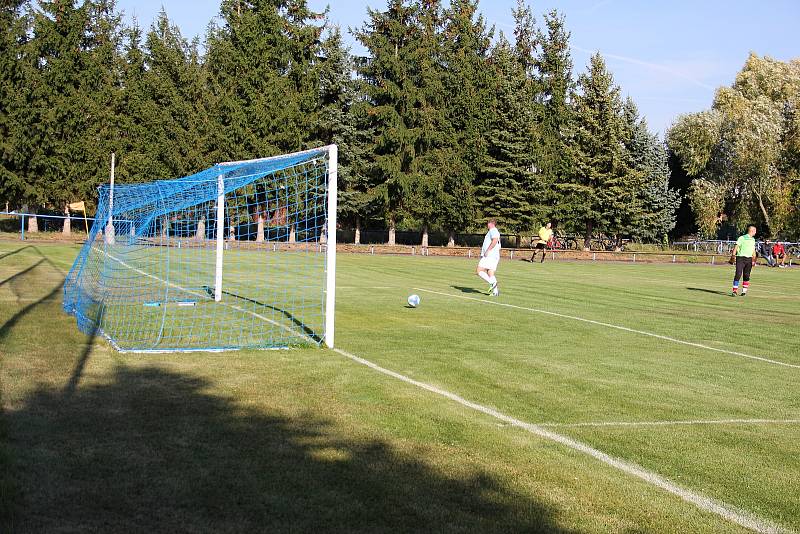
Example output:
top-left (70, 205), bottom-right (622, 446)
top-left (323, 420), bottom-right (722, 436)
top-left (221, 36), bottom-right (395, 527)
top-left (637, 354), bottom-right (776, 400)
top-left (759, 240), bottom-right (775, 267)
top-left (772, 241), bottom-right (787, 268)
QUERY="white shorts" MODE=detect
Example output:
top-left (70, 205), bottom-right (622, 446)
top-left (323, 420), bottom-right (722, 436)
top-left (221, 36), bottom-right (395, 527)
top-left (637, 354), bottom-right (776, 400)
top-left (478, 256), bottom-right (499, 271)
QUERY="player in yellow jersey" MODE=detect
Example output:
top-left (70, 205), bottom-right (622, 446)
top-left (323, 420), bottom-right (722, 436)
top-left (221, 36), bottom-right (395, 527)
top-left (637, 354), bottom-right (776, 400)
top-left (530, 222), bottom-right (553, 263)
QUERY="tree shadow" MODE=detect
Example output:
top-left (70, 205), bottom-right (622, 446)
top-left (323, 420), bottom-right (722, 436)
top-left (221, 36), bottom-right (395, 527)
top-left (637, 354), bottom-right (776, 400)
top-left (451, 285), bottom-right (484, 294)
top-left (0, 245), bottom-right (36, 262)
top-left (686, 287), bottom-right (730, 296)
top-left (4, 364), bottom-right (572, 533)
top-left (1, 244), bottom-right (102, 527)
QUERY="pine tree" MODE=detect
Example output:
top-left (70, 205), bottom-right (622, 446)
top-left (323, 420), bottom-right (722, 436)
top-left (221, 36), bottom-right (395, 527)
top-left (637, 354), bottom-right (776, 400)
top-left (117, 10), bottom-right (210, 183)
top-left (354, 0), bottom-right (449, 245)
top-left (536, 9), bottom-right (574, 223)
top-left (20, 0), bottom-right (122, 230)
top-left (0, 0), bottom-right (33, 212)
top-left (476, 37), bottom-right (537, 237)
top-left (314, 26), bottom-right (372, 241)
top-left (622, 98), bottom-right (680, 241)
top-left (438, 0), bottom-right (492, 245)
top-left (206, 0), bottom-right (323, 162)
top-left (562, 53), bottom-right (642, 249)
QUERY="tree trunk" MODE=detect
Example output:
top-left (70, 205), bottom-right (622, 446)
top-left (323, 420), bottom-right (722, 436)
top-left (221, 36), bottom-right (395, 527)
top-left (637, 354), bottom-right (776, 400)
top-left (515, 234), bottom-right (521, 248)
top-left (196, 216), bottom-right (206, 240)
top-left (755, 193), bottom-right (774, 238)
top-left (27, 209), bottom-right (38, 233)
top-left (255, 215), bottom-right (264, 242)
top-left (421, 224), bottom-right (429, 247)
top-left (583, 221), bottom-right (593, 251)
top-left (289, 224), bottom-right (296, 243)
top-left (447, 231), bottom-right (455, 247)
top-left (387, 216), bottom-right (396, 245)
top-left (62, 206), bottom-right (71, 237)
top-left (354, 216), bottom-right (361, 245)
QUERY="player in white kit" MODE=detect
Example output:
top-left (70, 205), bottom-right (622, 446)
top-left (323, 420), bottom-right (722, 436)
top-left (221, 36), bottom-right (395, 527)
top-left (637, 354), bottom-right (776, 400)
top-left (476, 219), bottom-right (501, 296)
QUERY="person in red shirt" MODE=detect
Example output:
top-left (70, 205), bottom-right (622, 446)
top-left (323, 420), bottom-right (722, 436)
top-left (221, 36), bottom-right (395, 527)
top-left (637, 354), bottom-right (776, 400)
top-left (772, 242), bottom-right (787, 268)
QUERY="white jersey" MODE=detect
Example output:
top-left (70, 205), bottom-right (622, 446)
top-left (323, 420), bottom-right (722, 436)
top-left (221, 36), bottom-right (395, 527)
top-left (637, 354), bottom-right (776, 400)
top-left (481, 227), bottom-right (501, 260)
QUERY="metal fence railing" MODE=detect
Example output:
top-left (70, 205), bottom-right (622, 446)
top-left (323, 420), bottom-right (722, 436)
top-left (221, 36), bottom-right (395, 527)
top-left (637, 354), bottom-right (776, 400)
top-left (1, 211), bottom-right (96, 240)
top-left (673, 239), bottom-right (800, 257)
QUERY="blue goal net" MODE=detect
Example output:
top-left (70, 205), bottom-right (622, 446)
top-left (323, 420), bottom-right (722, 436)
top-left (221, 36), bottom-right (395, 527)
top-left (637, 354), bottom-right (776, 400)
top-left (63, 146), bottom-right (338, 353)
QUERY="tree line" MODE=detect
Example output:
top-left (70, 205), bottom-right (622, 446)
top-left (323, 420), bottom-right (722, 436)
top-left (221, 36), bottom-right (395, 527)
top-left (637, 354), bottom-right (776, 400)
top-left (5, 0), bottom-right (792, 244)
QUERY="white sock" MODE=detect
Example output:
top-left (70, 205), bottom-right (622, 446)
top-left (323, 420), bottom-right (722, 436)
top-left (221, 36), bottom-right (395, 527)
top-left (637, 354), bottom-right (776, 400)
top-left (488, 275), bottom-right (497, 285)
top-left (478, 271), bottom-right (491, 283)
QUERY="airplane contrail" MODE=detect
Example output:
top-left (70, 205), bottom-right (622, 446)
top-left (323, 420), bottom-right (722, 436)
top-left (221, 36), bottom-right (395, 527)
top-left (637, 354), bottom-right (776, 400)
top-left (570, 44), bottom-right (717, 91)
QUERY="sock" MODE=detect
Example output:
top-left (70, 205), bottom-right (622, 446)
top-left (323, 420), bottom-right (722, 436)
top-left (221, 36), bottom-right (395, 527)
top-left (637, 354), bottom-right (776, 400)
top-left (478, 271), bottom-right (491, 284)
top-left (742, 281), bottom-right (749, 294)
top-left (488, 275), bottom-right (497, 286)
top-left (732, 281), bottom-right (739, 293)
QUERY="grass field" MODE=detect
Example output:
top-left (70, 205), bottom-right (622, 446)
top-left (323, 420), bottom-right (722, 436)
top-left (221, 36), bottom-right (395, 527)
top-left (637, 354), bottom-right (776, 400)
top-left (1, 241), bottom-right (799, 533)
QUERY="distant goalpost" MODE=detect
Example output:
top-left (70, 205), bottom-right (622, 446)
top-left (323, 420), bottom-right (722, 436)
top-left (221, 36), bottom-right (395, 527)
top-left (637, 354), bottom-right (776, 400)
top-left (64, 145), bottom-right (338, 353)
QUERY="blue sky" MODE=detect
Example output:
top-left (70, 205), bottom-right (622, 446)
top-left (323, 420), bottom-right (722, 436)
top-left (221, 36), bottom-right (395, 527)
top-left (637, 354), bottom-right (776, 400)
top-left (116, 0), bottom-right (800, 135)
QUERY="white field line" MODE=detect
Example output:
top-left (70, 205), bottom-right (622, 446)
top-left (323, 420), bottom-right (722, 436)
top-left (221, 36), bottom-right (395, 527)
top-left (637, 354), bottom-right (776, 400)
top-left (414, 288), bottom-right (800, 370)
top-left (103, 251), bottom-right (310, 345)
top-left (332, 347), bottom-right (788, 534)
top-left (539, 418), bottom-right (800, 429)
top-left (337, 286), bottom-right (397, 290)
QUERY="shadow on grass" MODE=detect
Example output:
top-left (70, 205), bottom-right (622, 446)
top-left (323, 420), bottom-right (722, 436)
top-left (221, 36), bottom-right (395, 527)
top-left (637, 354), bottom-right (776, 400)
top-left (687, 287), bottom-right (731, 297)
top-left (451, 285), bottom-right (484, 294)
top-left (0, 244), bottom-right (101, 528)
top-left (1, 245), bottom-right (571, 532)
top-left (4, 365), bottom-right (572, 533)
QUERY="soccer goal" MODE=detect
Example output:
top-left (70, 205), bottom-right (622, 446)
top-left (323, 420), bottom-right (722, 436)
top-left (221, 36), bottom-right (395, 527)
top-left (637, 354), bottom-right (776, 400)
top-left (63, 146), bottom-right (338, 353)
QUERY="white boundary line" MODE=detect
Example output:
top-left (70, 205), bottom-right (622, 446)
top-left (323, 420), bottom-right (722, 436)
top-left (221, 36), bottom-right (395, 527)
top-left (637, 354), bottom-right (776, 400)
top-left (332, 347), bottom-right (788, 533)
top-left (414, 288), bottom-right (800, 370)
top-left (539, 418), bottom-right (800, 429)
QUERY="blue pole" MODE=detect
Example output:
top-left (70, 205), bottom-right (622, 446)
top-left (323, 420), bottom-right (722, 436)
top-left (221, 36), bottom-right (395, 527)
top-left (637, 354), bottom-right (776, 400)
top-left (21, 214), bottom-right (25, 241)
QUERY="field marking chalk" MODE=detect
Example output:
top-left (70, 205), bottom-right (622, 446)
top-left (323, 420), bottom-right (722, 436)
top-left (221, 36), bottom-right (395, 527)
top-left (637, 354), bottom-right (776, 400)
top-left (414, 288), bottom-right (800, 370)
top-left (333, 347), bottom-right (788, 534)
top-left (540, 418), bottom-right (800, 429)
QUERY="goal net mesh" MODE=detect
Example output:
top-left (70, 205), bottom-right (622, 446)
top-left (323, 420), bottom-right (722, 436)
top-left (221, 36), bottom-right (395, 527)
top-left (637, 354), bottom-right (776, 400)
top-left (63, 147), bottom-right (333, 352)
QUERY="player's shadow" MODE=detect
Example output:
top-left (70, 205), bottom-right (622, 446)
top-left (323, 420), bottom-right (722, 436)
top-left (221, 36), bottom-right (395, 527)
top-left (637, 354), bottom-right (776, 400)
top-left (451, 285), bottom-right (485, 294)
top-left (4, 363), bottom-right (573, 533)
top-left (686, 287), bottom-right (731, 296)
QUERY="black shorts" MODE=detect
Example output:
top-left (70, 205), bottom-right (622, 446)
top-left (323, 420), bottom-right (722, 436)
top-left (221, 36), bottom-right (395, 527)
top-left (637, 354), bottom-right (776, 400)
top-left (734, 256), bottom-right (753, 281)
top-left (776, 253), bottom-right (785, 259)
top-left (535, 242), bottom-right (547, 250)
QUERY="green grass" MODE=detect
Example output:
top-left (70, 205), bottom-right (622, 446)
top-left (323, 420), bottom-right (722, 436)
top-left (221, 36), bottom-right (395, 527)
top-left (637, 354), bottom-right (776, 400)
top-left (1, 241), bottom-right (799, 532)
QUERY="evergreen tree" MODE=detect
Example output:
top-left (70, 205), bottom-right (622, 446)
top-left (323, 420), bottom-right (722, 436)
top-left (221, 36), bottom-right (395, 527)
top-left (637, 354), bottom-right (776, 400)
top-left (511, 0), bottom-right (537, 76)
top-left (439, 0), bottom-right (493, 245)
top-left (535, 9), bottom-right (574, 222)
top-left (562, 53), bottom-right (642, 249)
top-left (354, 0), bottom-right (449, 245)
top-left (314, 26), bottom-right (372, 241)
top-left (622, 98), bottom-right (680, 242)
top-left (206, 0), bottom-right (323, 162)
top-left (476, 37), bottom-right (537, 237)
top-left (20, 0), bottom-right (122, 230)
top-left (0, 0), bottom-right (33, 211)
top-left (118, 10), bottom-right (210, 183)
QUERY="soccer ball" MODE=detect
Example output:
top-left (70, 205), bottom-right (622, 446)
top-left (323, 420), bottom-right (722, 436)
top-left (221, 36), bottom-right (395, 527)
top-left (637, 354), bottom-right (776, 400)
top-left (407, 294), bottom-right (421, 308)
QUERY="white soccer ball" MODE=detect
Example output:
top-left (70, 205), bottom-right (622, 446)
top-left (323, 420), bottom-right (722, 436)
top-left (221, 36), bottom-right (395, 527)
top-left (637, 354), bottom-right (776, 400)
top-left (407, 294), bottom-right (421, 308)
